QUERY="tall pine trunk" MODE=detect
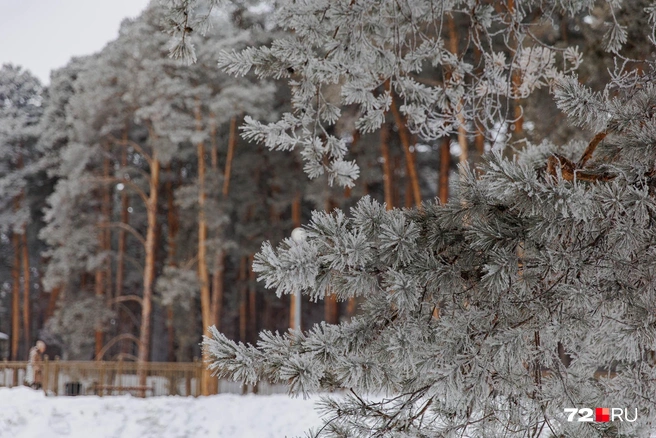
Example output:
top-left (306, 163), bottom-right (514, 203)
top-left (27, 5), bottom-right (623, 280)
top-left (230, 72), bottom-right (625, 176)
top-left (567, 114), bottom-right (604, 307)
top-left (45, 286), bottom-right (61, 321)
top-left (239, 256), bottom-right (248, 341)
top-left (116, 145), bottom-right (130, 356)
top-left (222, 116), bottom-right (237, 197)
top-left (196, 102), bottom-right (213, 396)
top-left (248, 254), bottom-right (257, 342)
top-left (389, 89), bottom-right (421, 209)
top-left (324, 199), bottom-right (339, 324)
top-left (165, 165), bottom-right (179, 362)
top-left (95, 154), bottom-right (111, 359)
top-left (446, 17), bottom-right (468, 173)
top-left (115, 142), bottom-right (129, 301)
top-left (21, 229), bottom-right (30, 353)
top-left (211, 252), bottom-right (224, 330)
top-left (439, 138), bottom-right (450, 204)
top-left (11, 231), bottom-right (21, 360)
top-left (210, 113), bottom-right (225, 334)
top-left (380, 123), bottom-right (393, 210)
top-left (290, 193), bottom-right (302, 329)
top-left (138, 147), bottom-right (159, 386)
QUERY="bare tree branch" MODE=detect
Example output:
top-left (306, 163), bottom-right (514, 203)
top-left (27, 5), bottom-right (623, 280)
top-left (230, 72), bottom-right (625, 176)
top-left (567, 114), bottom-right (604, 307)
top-left (99, 222), bottom-right (146, 248)
top-left (109, 134), bottom-right (153, 167)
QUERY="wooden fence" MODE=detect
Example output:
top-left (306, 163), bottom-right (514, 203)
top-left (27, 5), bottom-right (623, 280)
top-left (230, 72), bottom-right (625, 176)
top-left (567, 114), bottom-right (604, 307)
top-left (0, 358), bottom-right (286, 397)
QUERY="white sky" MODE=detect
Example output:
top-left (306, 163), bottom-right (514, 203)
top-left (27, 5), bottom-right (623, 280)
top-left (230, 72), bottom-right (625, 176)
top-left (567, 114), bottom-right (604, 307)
top-left (0, 0), bottom-right (152, 85)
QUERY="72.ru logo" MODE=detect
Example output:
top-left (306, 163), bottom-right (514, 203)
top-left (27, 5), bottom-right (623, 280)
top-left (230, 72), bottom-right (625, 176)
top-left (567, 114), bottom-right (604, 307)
top-left (564, 408), bottom-right (638, 422)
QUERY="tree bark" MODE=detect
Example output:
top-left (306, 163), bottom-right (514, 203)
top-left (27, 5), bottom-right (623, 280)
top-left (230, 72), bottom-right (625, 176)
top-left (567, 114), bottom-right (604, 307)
top-left (45, 286), bottom-right (61, 320)
top-left (446, 17), bottom-right (469, 172)
top-left (323, 198), bottom-right (339, 323)
top-left (138, 146), bottom-right (159, 385)
top-left (380, 123), bottom-right (393, 210)
top-left (210, 113), bottom-right (218, 170)
top-left (222, 116), bottom-right (237, 197)
top-left (211, 252), bottom-right (224, 332)
top-left (195, 101), bottom-right (214, 396)
top-left (21, 230), bottom-right (30, 353)
top-left (11, 232), bottom-right (21, 360)
top-left (95, 154), bottom-right (111, 359)
top-left (389, 89), bottom-right (422, 209)
top-left (103, 153), bottom-right (113, 305)
top-left (325, 295), bottom-right (338, 324)
top-left (290, 193), bottom-right (302, 329)
top-left (210, 110), bottom-right (227, 339)
top-left (439, 138), bottom-right (451, 204)
top-left (165, 165), bottom-right (179, 362)
top-left (475, 129), bottom-right (485, 157)
top-left (239, 256), bottom-right (248, 342)
top-left (115, 134), bottom-right (129, 302)
top-left (116, 145), bottom-right (130, 356)
top-left (248, 254), bottom-right (257, 342)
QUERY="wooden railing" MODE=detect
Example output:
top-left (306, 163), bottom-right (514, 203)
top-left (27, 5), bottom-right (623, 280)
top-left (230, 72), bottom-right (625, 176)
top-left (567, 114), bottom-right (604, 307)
top-left (0, 358), bottom-right (286, 397)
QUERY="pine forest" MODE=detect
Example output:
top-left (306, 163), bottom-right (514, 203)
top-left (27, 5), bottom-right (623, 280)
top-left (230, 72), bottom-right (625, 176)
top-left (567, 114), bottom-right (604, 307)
top-left (2, 0), bottom-right (656, 436)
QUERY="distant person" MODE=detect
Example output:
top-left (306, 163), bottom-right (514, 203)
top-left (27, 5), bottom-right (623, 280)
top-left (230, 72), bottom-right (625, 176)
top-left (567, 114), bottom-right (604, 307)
top-left (25, 340), bottom-right (46, 390)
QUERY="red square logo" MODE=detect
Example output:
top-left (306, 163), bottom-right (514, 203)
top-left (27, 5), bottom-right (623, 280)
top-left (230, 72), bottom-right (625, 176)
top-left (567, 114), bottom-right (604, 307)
top-left (595, 408), bottom-right (610, 422)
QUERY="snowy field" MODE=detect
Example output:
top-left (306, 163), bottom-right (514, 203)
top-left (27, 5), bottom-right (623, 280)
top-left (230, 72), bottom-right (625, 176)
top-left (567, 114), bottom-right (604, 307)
top-left (0, 387), bottom-right (326, 438)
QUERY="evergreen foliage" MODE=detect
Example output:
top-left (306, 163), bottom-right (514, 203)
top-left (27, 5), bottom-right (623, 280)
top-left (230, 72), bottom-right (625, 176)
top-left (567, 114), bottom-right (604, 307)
top-left (193, 0), bottom-right (656, 436)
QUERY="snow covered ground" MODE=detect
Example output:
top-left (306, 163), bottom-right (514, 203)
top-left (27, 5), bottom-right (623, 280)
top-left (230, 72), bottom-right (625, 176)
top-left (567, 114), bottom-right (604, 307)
top-left (0, 386), bottom-right (327, 438)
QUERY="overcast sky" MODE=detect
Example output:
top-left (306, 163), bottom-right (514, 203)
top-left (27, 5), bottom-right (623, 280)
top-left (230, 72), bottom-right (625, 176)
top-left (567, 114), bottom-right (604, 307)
top-left (0, 0), bottom-right (151, 84)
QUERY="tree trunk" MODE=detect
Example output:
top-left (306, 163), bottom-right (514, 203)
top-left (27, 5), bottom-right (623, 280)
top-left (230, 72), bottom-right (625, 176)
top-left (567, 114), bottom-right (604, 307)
top-left (11, 232), bottom-right (21, 360)
top-left (199, 149), bottom-right (213, 392)
top-left (325, 295), bottom-right (338, 324)
top-left (21, 230), bottom-right (30, 353)
top-left (138, 148), bottom-right (159, 384)
top-left (506, 0), bottom-right (523, 137)
top-left (195, 101), bottom-right (214, 396)
top-left (45, 286), bottom-right (61, 320)
top-left (380, 123), bottom-right (393, 210)
top-left (239, 256), bottom-right (248, 341)
top-left (116, 145), bottom-right (129, 301)
top-left (94, 268), bottom-right (105, 359)
top-left (290, 193), bottom-right (302, 329)
top-left (248, 254), bottom-right (257, 342)
top-left (103, 153), bottom-right (113, 305)
top-left (439, 138), bottom-right (450, 204)
top-left (389, 91), bottom-right (422, 209)
top-left (210, 251), bottom-right (224, 333)
top-left (475, 129), bottom-right (485, 157)
top-left (165, 165), bottom-right (179, 362)
top-left (222, 116), bottom-right (237, 197)
top-left (116, 145), bottom-right (130, 356)
top-left (444, 17), bottom-right (469, 181)
top-left (210, 110), bottom-right (229, 337)
top-left (95, 154), bottom-right (111, 359)
top-left (210, 113), bottom-right (218, 170)
top-left (323, 198), bottom-right (339, 324)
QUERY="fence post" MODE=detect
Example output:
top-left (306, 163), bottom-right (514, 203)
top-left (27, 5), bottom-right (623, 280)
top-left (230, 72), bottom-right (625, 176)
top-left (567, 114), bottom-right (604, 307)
top-left (12, 359), bottom-right (18, 387)
top-left (43, 355), bottom-right (49, 393)
top-left (185, 365), bottom-right (191, 396)
top-left (99, 361), bottom-right (106, 396)
top-left (53, 356), bottom-right (60, 395)
top-left (118, 357), bottom-right (123, 389)
top-left (193, 357), bottom-right (201, 397)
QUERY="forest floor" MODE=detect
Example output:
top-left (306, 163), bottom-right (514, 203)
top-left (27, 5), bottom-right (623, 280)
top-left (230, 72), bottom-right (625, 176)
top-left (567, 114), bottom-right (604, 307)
top-left (0, 386), bottom-right (325, 437)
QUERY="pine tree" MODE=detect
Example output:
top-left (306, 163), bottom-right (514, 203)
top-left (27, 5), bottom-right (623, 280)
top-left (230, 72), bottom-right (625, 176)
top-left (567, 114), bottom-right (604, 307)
top-left (0, 65), bottom-right (44, 359)
top-left (181, 1), bottom-right (656, 437)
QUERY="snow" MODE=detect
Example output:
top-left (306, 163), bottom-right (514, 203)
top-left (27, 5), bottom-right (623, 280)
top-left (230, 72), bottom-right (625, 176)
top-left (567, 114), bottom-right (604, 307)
top-left (0, 386), bottom-right (327, 438)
